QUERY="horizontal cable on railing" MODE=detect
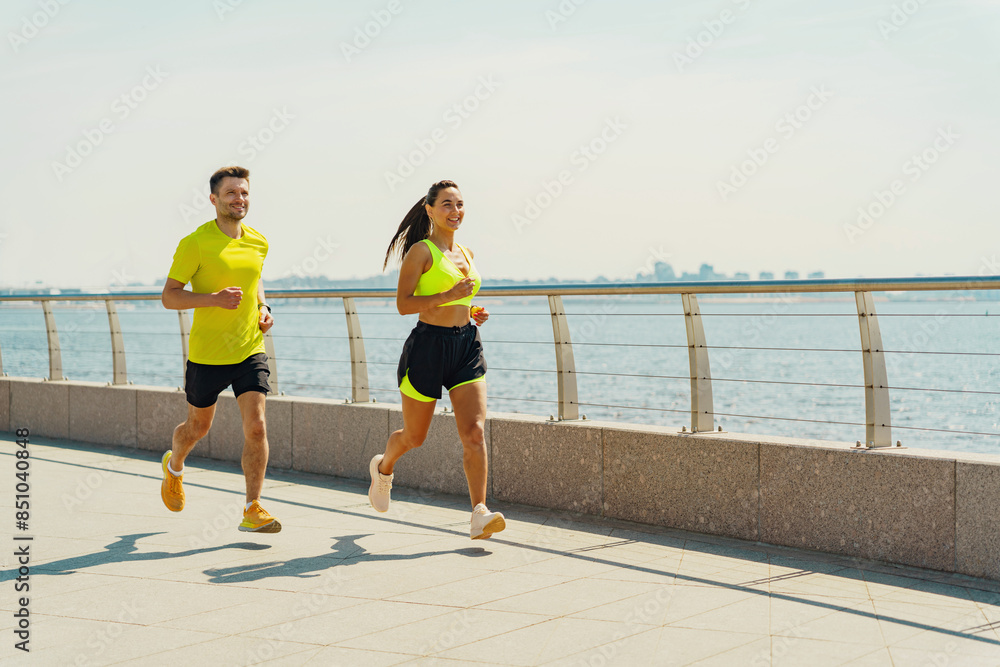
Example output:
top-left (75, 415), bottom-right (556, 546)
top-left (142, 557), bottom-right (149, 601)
top-left (487, 395), bottom-right (559, 405)
top-left (126, 351), bottom-right (181, 357)
top-left (567, 341), bottom-right (688, 349)
top-left (711, 376), bottom-right (863, 389)
top-left (270, 334), bottom-right (349, 340)
top-left (705, 313), bottom-right (856, 318)
top-left (572, 371), bottom-right (862, 390)
top-left (710, 410), bottom-right (865, 427)
top-left (707, 345), bottom-right (857, 353)
top-left (488, 366), bottom-right (557, 374)
top-left (576, 401), bottom-right (689, 415)
top-left (276, 357), bottom-right (351, 364)
top-left (891, 424), bottom-right (1000, 437)
top-left (887, 386), bottom-right (1000, 396)
top-left (486, 340), bottom-right (553, 345)
top-left (280, 381), bottom-right (356, 391)
top-left (883, 349), bottom-right (1000, 357)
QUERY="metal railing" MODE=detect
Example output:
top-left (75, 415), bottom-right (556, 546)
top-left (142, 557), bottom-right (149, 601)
top-left (2, 275), bottom-right (999, 449)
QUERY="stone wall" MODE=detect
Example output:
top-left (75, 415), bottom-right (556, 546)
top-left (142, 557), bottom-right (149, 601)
top-left (4, 376), bottom-right (999, 581)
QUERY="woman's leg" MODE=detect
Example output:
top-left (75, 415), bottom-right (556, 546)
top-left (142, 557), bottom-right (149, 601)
top-left (449, 381), bottom-right (488, 507)
top-left (379, 394), bottom-right (437, 475)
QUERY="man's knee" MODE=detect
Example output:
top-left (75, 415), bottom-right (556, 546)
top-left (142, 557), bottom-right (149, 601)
top-left (183, 416), bottom-right (213, 441)
top-left (244, 418), bottom-right (267, 442)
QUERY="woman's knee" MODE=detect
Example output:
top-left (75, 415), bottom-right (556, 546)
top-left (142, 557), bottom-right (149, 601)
top-left (395, 428), bottom-right (426, 452)
top-left (458, 424), bottom-right (486, 448)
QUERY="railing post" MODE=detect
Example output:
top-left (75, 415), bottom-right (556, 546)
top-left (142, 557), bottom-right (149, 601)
top-left (177, 310), bottom-right (190, 374)
top-left (105, 299), bottom-right (128, 385)
top-left (342, 297), bottom-right (370, 403)
top-left (263, 331), bottom-right (279, 395)
top-left (548, 295), bottom-right (579, 420)
top-left (855, 291), bottom-right (892, 448)
top-left (41, 301), bottom-right (64, 381)
top-left (682, 293), bottom-right (715, 433)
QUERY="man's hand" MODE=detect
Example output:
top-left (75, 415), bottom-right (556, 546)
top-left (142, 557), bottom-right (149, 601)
top-left (213, 286), bottom-right (243, 309)
top-left (258, 306), bottom-right (274, 333)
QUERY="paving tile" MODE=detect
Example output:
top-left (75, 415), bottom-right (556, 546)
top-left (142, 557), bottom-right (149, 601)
top-left (251, 600), bottom-right (453, 646)
top-left (301, 646), bottom-right (415, 665)
top-left (769, 596), bottom-right (885, 646)
top-left (438, 617), bottom-right (647, 665)
top-left (340, 608), bottom-right (540, 655)
top-left (392, 570), bottom-right (574, 608)
top-left (118, 636), bottom-right (322, 666)
top-left (6, 437), bottom-right (1000, 667)
top-left (25, 614), bottom-right (221, 664)
top-left (479, 577), bottom-right (655, 617)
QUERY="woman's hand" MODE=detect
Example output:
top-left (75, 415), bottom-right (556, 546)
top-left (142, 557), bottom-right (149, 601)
top-left (471, 305), bottom-right (489, 326)
top-left (444, 277), bottom-right (476, 303)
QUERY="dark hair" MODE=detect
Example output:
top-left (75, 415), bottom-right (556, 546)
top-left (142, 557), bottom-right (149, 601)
top-left (209, 166), bottom-right (250, 195)
top-left (383, 180), bottom-right (459, 270)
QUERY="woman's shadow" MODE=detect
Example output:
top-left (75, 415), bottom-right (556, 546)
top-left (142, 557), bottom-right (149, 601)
top-left (202, 534), bottom-right (489, 584)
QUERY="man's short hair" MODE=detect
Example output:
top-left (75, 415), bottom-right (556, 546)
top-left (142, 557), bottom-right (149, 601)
top-left (209, 166), bottom-right (250, 195)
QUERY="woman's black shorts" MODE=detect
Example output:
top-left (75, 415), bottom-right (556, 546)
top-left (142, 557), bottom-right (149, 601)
top-left (397, 322), bottom-right (486, 401)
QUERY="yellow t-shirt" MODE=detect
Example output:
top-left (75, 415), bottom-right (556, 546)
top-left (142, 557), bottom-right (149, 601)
top-left (168, 220), bottom-right (268, 365)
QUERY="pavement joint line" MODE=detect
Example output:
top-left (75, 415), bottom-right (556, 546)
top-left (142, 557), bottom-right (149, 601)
top-left (7, 441), bottom-right (1000, 649)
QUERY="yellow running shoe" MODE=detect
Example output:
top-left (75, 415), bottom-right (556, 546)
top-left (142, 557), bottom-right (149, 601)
top-left (239, 500), bottom-right (281, 533)
top-left (161, 451), bottom-right (185, 512)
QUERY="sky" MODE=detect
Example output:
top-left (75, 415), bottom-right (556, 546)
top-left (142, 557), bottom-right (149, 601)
top-left (1, 0), bottom-right (998, 289)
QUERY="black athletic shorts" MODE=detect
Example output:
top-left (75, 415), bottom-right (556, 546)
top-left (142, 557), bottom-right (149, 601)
top-left (184, 352), bottom-right (271, 408)
top-left (397, 322), bottom-right (486, 401)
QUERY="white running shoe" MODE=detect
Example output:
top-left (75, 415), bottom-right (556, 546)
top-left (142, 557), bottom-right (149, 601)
top-left (368, 454), bottom-right (393, 513)
top-left (470, 503), bottom-right (506, 540)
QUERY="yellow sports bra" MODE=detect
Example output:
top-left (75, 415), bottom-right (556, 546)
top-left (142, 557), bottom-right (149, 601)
top-left (414, 239), bottom-right (481, 307)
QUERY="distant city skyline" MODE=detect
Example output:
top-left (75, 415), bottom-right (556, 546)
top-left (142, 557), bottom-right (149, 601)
top-left (2, 1), bottom-right (998, 289)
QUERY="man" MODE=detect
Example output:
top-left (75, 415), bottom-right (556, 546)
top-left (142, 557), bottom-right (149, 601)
top-left (160, 165), bottom-right (280, 533)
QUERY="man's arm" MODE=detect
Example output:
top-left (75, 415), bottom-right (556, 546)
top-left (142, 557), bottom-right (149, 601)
top-left (161, 277), bottom-right (242, 310)
top-left (257, 280), bottom-right (274, 333)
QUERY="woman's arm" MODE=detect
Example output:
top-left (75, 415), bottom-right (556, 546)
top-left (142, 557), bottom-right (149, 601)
top-left (395, 243), bottom-right (474, 315)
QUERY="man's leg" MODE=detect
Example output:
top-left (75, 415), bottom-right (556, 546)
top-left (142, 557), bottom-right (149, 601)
top-left (161, 403), bottom-right (215, 511)
top-left (171, 403), bottom-right (216, 468)
top-left (236, 390), bottom-right (268, 504)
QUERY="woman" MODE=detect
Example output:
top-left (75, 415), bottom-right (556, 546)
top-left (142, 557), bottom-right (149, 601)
top-left (368, 180), bottom-right (505, 540)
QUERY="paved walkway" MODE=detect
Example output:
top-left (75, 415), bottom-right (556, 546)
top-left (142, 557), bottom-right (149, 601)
top-left (2, 435), bottom-right (1000, 666)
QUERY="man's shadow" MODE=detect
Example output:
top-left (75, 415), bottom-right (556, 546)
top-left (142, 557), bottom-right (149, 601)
top-left (202, 534), bottom-right (489, 584)
top-left (0, 532), bottom-right (270, 581)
